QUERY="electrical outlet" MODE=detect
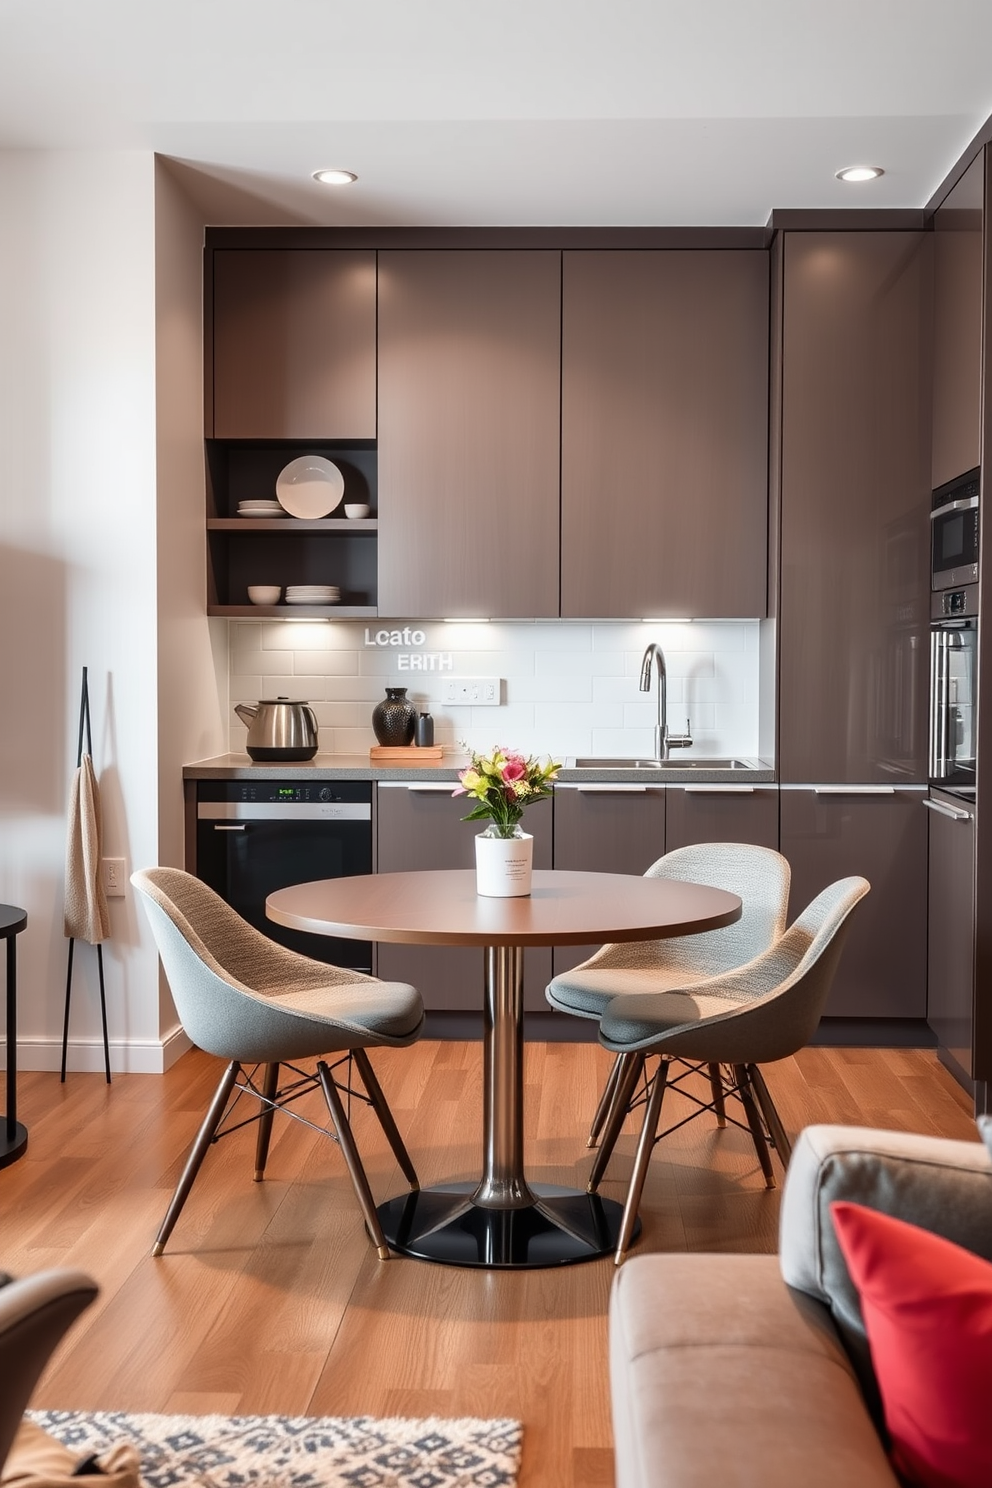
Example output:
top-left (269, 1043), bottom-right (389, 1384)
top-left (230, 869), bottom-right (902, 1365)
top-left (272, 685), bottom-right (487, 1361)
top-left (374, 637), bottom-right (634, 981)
top-left (103, 858), bottom-right (126, 898)
top-left (440, 676), bottom-right (501, 706)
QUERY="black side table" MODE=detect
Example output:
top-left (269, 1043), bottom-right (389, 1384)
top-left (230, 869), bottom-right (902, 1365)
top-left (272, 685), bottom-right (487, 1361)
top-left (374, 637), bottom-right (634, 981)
top-left (1, 905), bottom-right (28, 1169)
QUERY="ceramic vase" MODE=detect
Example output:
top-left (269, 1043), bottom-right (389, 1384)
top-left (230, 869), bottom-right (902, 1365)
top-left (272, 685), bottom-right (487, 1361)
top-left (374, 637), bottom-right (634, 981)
top-left (474, 826), bottom-right (534, 897)
top-left (372, 687), bottom-right (416, 746)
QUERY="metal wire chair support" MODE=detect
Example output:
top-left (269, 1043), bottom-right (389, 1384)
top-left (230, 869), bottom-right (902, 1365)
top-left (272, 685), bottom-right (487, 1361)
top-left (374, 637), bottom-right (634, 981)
top-left (210, 1054), bottom-right (361, 1146)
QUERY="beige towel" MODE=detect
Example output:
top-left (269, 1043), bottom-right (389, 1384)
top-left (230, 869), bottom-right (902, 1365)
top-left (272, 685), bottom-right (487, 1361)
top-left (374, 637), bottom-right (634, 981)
top-left (63, 753), bottom-right (111, 944)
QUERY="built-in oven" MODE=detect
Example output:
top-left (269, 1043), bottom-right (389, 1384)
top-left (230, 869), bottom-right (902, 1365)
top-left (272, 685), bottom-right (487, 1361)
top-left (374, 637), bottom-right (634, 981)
top-left (195, 780), bottom-right (373, 971)
top-left (931, 467), bottom-right (980, 593)
top-left (929, 609), bottom-right (978, 796)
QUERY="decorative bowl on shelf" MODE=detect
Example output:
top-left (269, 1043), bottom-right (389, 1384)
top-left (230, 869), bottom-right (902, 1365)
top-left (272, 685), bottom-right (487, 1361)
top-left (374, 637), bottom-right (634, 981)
top-left (247, 585), bottom-right (282, 605)
top-left (344, 503), bottom-right (371, 519)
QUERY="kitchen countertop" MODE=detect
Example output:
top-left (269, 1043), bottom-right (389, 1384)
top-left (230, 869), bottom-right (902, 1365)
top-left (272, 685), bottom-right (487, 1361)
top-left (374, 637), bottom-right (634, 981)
top-left (183, 752), bottom-right (776, 785)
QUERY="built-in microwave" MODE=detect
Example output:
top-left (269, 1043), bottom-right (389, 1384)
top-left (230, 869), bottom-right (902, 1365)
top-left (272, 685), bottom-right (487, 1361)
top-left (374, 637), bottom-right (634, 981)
top-left (931, 467), bottom-right (980, 592)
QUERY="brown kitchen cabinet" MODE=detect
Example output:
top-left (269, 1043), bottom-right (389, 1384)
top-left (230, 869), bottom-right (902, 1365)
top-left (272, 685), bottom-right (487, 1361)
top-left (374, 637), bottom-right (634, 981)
top-left (932, 153), bottom-right (984, 489)
top-left (925, 790), bottom-right (977, 1088)
top-left (209, 249), bottom-right (377, 439)
top-left (777, 231), bottom-right (931, 784)
top-left (376, 251), bottom-right (561, 618)
top-left (551, 783), bottom-right (667, 976)
top-left (780, 787), bottom-right (927, 1019)
top-left (664, 784), bottom-right (778, 852)
top-left (375, 782), bottom-right (553, 1014)
top-left (560, 250), bottom-right (769, 619)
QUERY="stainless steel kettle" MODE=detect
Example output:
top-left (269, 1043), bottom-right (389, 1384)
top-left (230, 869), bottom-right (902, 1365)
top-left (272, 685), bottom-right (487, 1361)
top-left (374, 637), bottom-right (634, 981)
top-left (235, 697), bottom-right (319, 761)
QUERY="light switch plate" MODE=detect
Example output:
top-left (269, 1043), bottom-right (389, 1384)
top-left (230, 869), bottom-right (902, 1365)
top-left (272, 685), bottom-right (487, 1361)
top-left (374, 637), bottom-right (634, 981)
top-left (441, 676), bottom-right (501, 706)
top-left (103, 858), bottom-right (126, 897)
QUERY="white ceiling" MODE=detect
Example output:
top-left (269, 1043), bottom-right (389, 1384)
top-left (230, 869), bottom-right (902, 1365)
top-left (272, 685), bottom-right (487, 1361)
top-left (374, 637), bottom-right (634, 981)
top-left (3, 0), bottom-right (992, 226)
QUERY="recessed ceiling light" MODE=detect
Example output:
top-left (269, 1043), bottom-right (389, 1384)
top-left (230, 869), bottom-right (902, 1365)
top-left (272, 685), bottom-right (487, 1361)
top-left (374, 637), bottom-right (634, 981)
top-left (312, 169), bottom-right (358, 187)
top-left (835, 165), bottom-right (885, 183)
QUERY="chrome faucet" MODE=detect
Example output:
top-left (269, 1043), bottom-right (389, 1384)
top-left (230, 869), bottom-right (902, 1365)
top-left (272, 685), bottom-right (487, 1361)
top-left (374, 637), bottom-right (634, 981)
top-left (639, 643), bottom-right (693, 760)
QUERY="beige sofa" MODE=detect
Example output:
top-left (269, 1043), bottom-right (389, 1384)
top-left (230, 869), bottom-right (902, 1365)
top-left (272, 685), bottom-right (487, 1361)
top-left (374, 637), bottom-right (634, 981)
top-left (609, 1122), bottom-right (992, 1488)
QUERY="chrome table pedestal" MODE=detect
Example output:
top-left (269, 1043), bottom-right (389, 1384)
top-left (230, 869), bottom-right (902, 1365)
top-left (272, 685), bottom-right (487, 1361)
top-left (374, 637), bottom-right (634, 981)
top-left (376, 946), bottom-right (635, 1268)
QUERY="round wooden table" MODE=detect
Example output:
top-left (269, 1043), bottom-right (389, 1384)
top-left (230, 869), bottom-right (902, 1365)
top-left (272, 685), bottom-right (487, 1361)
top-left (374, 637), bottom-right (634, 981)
top-left (267, 869), bottom-right (741, 1268)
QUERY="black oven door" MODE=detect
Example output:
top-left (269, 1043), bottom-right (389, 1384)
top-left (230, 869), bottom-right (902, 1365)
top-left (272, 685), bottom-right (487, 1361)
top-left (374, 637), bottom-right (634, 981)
top-left (929, 619), bottom-right (977, 793)
top-left (196, 787), bottom-right (373, 972)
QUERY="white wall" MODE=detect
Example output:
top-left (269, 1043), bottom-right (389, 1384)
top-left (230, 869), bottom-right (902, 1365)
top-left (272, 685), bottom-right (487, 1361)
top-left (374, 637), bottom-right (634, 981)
top-left (0, 149), bottom-right (173, 1072)
top-left (228, 618), bottom-right (764, 760)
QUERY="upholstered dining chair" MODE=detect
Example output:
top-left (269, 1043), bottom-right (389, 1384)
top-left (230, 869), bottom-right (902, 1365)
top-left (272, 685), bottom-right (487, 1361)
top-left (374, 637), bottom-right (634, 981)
top-left (132, 866), bottom-right (424, 1261)
top-left (0, 1268), bottom-right (98, 1472)
top-left (590, 874), bottom-right (870, 1264)
top-left (546, 843), bottom-right (792, 1146)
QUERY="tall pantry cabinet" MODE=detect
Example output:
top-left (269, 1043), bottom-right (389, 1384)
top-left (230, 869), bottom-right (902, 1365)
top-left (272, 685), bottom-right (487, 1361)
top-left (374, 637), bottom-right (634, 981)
top-left (776, 231), bottom-right (932, 1020)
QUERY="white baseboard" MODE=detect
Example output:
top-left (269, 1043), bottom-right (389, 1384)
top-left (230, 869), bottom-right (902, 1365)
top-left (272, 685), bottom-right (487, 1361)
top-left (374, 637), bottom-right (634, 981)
top-left (1, 1023), bottom-right (193, 1075)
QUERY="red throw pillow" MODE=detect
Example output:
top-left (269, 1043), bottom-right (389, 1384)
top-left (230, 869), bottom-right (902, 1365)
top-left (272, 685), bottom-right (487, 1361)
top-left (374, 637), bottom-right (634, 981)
top-left (831, 1201), bottom-right (992, 1488)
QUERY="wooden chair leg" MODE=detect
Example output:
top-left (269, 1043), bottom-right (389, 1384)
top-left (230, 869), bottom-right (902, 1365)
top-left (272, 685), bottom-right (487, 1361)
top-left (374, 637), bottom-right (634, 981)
top-left (317, 1060), bottom-right (391, 1260)
top-left (154, 1060), bottom-right (240, 1256)
top-left (352, 1047), bottom-right (420, 1190)
top-left (614, 1058), bottom-right (669, 1266)
top-left (707, 1062), bottom-right (727, 1127)
top-left (588, 1052), bottom-right (626, 1148)
top-left (747, 1063), bottom-right (793, 1168)
top-left (733, 1063), bottom-right (776, 1189)
top-left (253, 1062), bottom-right (280, 1180)
top-left (588, 1052), bottom-right (645, 1193)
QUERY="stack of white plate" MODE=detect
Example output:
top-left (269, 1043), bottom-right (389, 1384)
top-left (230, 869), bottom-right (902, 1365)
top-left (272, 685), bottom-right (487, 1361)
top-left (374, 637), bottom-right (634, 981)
top-left (237, 499), bottom-right (285, 517)
top-left (284, 585), bottom-right (341, 605)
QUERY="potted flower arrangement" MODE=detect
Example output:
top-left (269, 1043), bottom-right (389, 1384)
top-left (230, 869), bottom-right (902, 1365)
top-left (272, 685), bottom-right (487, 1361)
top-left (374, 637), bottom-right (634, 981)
top-left (454, 746), bottom-right (561, 896)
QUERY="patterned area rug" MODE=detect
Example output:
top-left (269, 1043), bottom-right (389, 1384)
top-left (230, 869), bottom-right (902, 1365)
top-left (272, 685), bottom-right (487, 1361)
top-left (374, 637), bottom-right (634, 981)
top-left (29, 1410), bottom-right (523, 1487)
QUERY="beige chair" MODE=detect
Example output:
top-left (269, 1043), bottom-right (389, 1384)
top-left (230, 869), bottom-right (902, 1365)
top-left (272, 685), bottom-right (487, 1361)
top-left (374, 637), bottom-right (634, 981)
top-left (0, 1268), bottom-right (98, 1472)
top-left (591, 875), bottom-right (870, 1263)
top-left (546, 843), bottom-right (792, 1144)
top-left (132, 866), bottom-right (424, 1261)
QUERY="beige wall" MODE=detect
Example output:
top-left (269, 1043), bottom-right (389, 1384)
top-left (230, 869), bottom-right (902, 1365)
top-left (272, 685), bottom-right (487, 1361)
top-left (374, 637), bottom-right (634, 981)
top-left (0, 148), bottom-right (216, 1072)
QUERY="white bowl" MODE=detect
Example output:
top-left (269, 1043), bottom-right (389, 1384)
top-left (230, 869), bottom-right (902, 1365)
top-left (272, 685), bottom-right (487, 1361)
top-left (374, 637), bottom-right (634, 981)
top-left (344, 503), bottom-right (371, 520)
top-left (247, 585), bottom-right (282, 605)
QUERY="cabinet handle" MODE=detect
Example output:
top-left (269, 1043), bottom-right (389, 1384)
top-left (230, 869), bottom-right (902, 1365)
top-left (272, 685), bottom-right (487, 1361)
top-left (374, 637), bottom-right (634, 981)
top-left (811, 786), bottom-right (896, 795)
top-left (554, 783), bottom-right (651, 794)
top-left (212, 823), bottom-right (248, 831)
top-left (396, 783), bottom-right (458, 794)
top-left (680, 785), bottom-right (756, 794)
top-left (922, 797), bottom-right (973, 822)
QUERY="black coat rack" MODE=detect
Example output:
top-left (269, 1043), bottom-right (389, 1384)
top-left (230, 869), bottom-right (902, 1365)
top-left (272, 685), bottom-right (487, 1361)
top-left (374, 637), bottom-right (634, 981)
top-left (61, 667), bottom-right (111, 1083)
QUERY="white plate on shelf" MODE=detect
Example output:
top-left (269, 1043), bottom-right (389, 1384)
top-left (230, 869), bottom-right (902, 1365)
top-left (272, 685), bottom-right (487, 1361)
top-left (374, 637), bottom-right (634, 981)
top-left (275, 456), bottom-right (345, 519)
top-left (284, 594), bottom-right (340, 605)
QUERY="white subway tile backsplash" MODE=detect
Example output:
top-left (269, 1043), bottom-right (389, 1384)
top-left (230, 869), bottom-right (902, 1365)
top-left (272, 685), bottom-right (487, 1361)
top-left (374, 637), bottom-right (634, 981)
top-left (224, 618), bottom-right (761, 758)
top-left (293, 650), bottom-right (360, 677)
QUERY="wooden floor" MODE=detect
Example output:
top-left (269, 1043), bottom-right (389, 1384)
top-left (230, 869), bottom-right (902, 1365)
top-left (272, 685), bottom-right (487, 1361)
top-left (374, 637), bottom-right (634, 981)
top-left (1, 1040), bottom-right (977, 1487)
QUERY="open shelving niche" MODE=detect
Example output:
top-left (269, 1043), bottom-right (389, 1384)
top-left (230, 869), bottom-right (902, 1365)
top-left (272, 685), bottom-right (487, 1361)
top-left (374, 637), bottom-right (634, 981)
top-left (205, 439), bottom-right (379, 617)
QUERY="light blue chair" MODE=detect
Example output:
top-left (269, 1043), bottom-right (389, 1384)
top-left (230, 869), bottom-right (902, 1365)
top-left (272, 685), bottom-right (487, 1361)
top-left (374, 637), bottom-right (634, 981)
top-left (132, 866), bottom-right (424, 1260)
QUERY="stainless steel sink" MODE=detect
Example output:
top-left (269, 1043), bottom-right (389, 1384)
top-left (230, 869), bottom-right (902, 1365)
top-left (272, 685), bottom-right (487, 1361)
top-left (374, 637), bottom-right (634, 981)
top-left (571, 756), bottom-right (752, 770)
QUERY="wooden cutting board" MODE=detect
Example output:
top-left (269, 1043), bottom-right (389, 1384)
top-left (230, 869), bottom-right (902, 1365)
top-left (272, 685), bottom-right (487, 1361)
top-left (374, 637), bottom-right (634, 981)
top-left (369, 745), bottom-right (445, 765)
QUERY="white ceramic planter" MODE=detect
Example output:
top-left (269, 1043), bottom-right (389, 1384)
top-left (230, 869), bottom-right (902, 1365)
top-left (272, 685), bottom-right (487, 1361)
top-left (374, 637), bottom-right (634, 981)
top-left (474, 830), bottom-right (534, 897)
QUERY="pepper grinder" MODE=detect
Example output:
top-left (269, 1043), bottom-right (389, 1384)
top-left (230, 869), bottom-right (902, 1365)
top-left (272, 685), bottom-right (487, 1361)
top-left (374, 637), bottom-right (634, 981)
top-left (415, 711), bottom-right (435, 747)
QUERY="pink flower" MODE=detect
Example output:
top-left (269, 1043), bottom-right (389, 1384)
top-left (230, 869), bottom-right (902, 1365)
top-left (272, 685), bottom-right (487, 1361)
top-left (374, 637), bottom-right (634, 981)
top-left (500, 753), bottom-right (527, 784)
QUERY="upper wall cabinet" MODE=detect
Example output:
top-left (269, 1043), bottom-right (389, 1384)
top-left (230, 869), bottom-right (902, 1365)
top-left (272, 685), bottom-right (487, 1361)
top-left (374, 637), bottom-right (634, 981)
top-left (778, 232), bottom-right (931, 784)
top-left (932, 153), bottom-right (984, 489)
top-left (560, 251), bottom-right (770, 619)
top-left (209, 250), bottom-right (377, 439)
top-left (377, 251), bottom-right (561, 618)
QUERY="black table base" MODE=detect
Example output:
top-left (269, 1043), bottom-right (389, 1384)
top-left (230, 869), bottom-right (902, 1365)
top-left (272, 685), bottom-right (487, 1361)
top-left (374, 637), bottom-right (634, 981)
top-left (0, 1120), bottom-right (28, 1170)
top-left (1, 905), bottom-right (29, 1169)
top-left (377, 1181), bottom-right (639, 1267)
